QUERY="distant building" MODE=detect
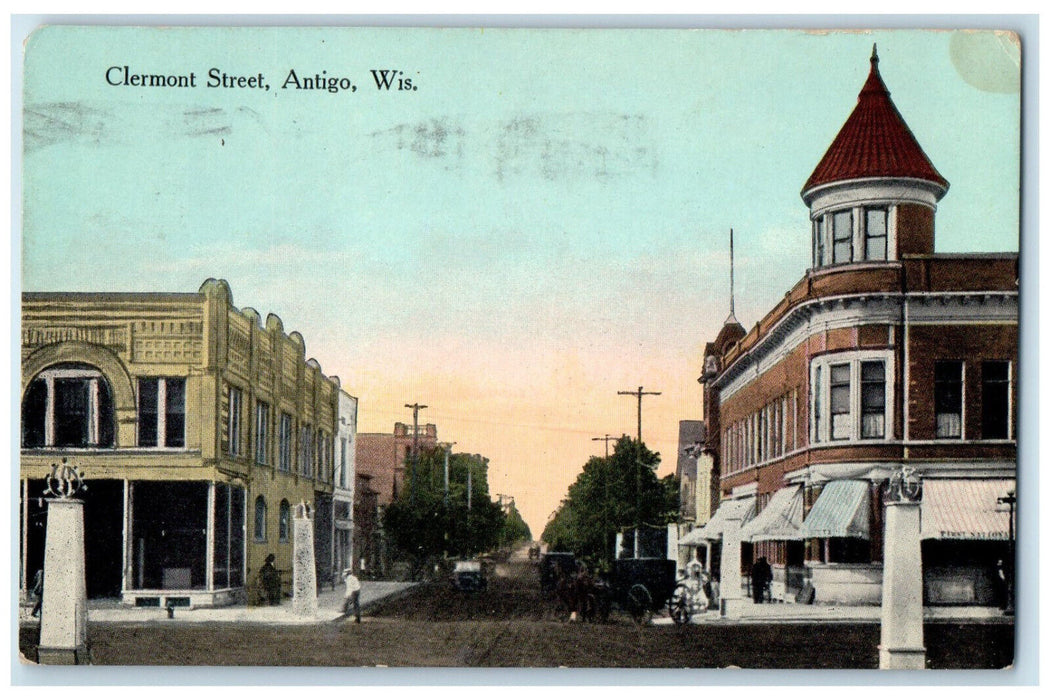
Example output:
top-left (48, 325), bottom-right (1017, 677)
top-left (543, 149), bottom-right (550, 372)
top-left (19, 279), bottom-right (348, 607)
top-left (353, 421), bottom-right (438, 577)
top-left (353, 473), bottom-right (380, 576)
top-left (675, 420), bottom-right (707, 523)
top-left (697, 48), bottom-right (1017, 605)
top-left (675, 420), bottom-right (716, 569)
top-left (355, 422), bottom-right (438, 506)
top-left (332, 389), bottom-right (358, 577)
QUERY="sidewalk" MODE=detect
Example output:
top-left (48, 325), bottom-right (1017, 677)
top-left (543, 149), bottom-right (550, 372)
top-left (19, 581), bottom-right (418, 626)
top-left (651, 599), bottom-right (1012, 626)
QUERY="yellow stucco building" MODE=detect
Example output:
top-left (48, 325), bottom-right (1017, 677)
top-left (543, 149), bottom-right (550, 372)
top-left (20, 279), bottom-right (342, 608)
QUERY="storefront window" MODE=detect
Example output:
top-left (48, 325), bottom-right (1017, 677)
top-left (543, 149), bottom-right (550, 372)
top-left (131, 481), bottom-right (208, 590)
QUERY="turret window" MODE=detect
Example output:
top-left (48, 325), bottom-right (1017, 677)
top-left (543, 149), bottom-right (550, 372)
top-left (864, 208), bottom-right (888, 260)
top-left (832, 210), bottom-right (853, 264)
top-left (813, 217), bottom-right (827, 267)
top-left (813, 206), bottom-right (894, 268)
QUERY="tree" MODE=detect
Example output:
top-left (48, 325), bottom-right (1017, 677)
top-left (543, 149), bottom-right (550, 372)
top-left (500, 500), bottom-right (532, 546)
top-left (541, 435), bottom-right (679, 570)
top-left (382, 447), bottom-right (506, 573)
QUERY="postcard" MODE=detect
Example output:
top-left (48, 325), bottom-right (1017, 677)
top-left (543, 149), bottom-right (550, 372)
top-left (16, 23), bottom-right (1022, 673)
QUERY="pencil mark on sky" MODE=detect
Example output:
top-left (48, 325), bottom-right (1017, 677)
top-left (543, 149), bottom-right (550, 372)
top-left (370, 118), bottom-right (467, 161)
top-left (494, 112), bottom-right (657, 183)
top-left (23, 101), bottom-right (110, 152)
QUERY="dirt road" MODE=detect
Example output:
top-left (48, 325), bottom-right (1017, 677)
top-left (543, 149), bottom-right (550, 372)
top-left (19, 555), bottom-right (1014, 668)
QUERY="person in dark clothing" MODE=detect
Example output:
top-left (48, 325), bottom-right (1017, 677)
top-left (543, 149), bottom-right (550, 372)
top-left (751, 556), bottom-right (773, 604)
top-left (30, 569), bottom-right (43, 617)
top-left (260, 554), bottom-right (282, 605)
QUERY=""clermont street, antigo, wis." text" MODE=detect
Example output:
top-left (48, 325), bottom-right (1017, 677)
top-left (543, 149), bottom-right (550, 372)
top-left (105, 66), bottom-right (418, 93)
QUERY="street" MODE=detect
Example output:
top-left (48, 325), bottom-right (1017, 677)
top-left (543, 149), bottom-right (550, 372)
top-left (19, 555), bottom-right (1013, 669)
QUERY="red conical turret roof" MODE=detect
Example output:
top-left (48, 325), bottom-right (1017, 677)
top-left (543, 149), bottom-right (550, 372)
top-left (803, 45), bottom-right (948, 195)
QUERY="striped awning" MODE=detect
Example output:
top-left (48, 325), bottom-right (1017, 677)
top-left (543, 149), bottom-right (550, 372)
top-left (740, 485), bottom-right (804, 542)
top-left (681, 496), bottom-right (756, 544)
top-left (921, 479), bottom-right (1015, 540)
top-left (800, 480), bottom-right (870, 539)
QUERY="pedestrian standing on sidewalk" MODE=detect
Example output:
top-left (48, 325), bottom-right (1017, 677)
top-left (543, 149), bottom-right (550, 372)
top-left (30, 568), bottom-right (43, 618)
top-left (260, 553), bottom-right (282, 605)
top-left (343, 568), bottom-right (361, 623)
top-left (751, 557), bottom-right (772, 604)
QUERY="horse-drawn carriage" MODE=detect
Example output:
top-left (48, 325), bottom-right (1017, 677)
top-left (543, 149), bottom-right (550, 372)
top-left (609, 557), bottom-right (678, 624)
top-left (544, 554), bottom-right (679, 625)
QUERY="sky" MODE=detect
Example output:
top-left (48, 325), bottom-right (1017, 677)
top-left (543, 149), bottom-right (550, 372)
top-left (20, 26), bottom-right (1020, 535)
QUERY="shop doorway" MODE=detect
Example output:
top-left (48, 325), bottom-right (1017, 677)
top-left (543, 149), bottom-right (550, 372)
top-left (131, 481), bottom-right (208, 590)
top-left (22, 478), bottom-right (125, 599)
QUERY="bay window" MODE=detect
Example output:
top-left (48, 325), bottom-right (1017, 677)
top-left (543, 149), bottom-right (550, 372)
top-left (811, 352), bottom-right (893, 443)
top-left (829, 363), bottom-right (851, 440)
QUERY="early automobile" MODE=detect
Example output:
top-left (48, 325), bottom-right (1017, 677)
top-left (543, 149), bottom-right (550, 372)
top-left (450, 560), bottom-right (487, 592)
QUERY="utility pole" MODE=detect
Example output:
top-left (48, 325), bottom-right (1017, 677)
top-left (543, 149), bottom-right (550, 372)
top-left (618, 386), bottom-right (661, 558)
top-left (592, 433), bottom-right (617, 565)
top-left (404, 403), bottom-right (427, 504)
top-left (467, 461), bottom-right (473, 511)
top-left (591, 434), bottom-right (616, 459)
top-left (440, 441), bottom-right (456, 505)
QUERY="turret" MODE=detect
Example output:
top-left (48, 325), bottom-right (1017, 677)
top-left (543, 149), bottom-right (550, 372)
top-left (802, 45), bottom-right (949, 268)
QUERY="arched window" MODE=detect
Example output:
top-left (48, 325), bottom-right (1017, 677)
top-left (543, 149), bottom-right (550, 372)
top-left (253, 496), bottom-right (267, 542)
top-left (22, 363), bottom-right (115, 448)
top-left (279, 500), bottom-right (291, 542)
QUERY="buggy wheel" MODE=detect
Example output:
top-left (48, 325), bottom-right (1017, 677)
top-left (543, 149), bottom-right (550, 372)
top-left (669, 584), bottom-right (691, 626)
top-left (627, 583), bottom-right (653, 625)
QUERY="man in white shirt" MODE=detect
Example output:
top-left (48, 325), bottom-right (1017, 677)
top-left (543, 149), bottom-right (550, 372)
top-left (342, 568), bottom-right (362, 623)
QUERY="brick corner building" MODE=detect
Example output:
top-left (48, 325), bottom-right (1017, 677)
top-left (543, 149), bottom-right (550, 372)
top-left (697, 46), bottom-right (1018, 606)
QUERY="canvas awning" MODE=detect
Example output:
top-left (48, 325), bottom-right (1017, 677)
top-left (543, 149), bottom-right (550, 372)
top-left (800, 480), bottom-right (870, 539)
top-left (921, 479), bottom-right (1015, 540)
top-left (740, 485), bottom-right (804, 542)
top-left (681, 496), bottom-right (756, 543)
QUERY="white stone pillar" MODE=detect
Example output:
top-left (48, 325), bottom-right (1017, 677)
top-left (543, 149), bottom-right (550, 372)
top-left (879, 498), bottom-right (925, 670)
top-left (291, 502), bottom-right (318, 618)
top-left (38, 499), bottom-right (88, 664)
top-left (720, 514), bottom-right (744, 617)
